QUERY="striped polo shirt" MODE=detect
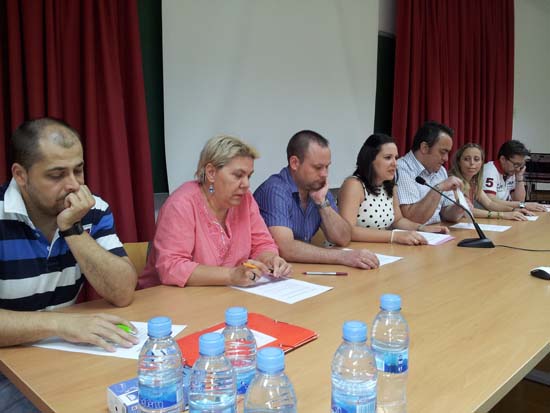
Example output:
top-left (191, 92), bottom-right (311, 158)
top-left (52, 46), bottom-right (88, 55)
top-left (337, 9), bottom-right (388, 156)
top-left (0, 179), bottom-right (126, 312)
top-left (396, 151), bottom-right (454, 224)
top-left (254, 167), bottom-right (337, 243)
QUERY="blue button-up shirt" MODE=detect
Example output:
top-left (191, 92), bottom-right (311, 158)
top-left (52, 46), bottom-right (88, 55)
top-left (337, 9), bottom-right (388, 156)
top-left (254, 167), bottom-right (337, 243)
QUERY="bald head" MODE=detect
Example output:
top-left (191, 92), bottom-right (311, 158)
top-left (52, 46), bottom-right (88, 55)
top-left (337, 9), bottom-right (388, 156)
top-left (12, 118), bottom-right (81, 170)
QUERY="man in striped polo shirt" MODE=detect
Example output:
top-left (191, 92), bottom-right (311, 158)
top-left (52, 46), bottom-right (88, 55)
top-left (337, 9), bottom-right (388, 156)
top-left (0, 118), bottom-right (138, 412)
top-left (254, 130), bottom-right (379, 270)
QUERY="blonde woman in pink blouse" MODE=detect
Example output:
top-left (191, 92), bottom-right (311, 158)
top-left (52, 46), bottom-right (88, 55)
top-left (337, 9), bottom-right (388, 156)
top-left (139, 136), bottom-right (292, 288)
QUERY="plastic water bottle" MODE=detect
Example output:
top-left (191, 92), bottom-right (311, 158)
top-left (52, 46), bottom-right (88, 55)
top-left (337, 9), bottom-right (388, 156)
top-left (222, 306), bottom-right (257, 396)
top-left (244, 347), bottom-right (297, 413)
top-left (331, 320), bottom-right (377, 413)
top-left (138, 316), bottom-right (184, 413)
top-left (371, 294), bottom-right (409, 413)
top-left (189, 332), bottom-right (237, 413)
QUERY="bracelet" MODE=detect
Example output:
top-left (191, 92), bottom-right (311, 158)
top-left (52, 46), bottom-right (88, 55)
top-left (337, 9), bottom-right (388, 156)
top-left (497, 212), bottom-right (502, 219)
top-left (390, 230), bottom-right (395, 244)
top-left (487, 211), bottom-right (492, 219)
top-left (417, 224), bottom-right (425, 231)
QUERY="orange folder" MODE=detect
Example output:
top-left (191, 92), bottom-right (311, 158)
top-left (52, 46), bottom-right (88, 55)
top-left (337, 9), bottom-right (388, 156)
top-left (177, 313), bottom-right (318, 367)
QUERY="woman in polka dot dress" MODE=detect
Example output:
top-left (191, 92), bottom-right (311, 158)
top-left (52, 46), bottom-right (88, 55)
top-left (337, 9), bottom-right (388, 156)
top-left (338, 134), bottom-right (449, 245)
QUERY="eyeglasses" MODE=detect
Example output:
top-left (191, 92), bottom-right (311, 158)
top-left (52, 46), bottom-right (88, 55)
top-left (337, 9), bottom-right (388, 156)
top-left (506, 158), bottom-right (525, 169)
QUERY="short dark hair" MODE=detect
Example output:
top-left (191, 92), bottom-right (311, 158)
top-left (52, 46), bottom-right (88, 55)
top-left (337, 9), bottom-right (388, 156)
top-left (353, 133), bottom-right (396, 197)
top-left (497, 140), bottom-right (530, 159)
top-left (12, 118), bottom-right (81, 169)
top-left (286, 130), bottom-right (329, 162)
top-left (411, 121), bottom-right (454, 152)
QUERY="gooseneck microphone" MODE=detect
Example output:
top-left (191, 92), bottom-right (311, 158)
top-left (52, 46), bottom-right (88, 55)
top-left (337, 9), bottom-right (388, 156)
top-left (415, 176), bottom-right (495, 248)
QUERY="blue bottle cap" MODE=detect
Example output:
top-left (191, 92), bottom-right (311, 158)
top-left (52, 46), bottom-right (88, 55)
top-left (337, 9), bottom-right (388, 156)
top-left (147, 316), bottom-right (172, 338)
top-left (380, 294), bottom-right (401, 311)
top-left (199, 332), bottom-right (225, 356)
top-left (225, 306), bottom-right (248, 326)
top-left (342, 320), bottom-right (367, 342)
top-left (257, 347), bottom-right (285, 373)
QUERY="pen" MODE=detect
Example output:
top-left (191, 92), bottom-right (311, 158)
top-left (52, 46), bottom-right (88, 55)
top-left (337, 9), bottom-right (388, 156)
top-left (116, 323), bottom-right (135, 334)
top-left (302, 271), bottom-right (348, 276)
top-left (243, 262), bottom-right (273, 273)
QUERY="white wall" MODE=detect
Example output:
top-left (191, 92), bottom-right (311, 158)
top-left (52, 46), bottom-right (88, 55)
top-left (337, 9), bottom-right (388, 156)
top-left (513, 0), bottom-right (550, 153)
top-left (162, 0), bottom-right (379, 192)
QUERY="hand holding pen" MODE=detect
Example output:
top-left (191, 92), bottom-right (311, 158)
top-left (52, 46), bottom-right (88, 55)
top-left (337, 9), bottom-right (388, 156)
top-left (230, 262), bottom-right (264, 287)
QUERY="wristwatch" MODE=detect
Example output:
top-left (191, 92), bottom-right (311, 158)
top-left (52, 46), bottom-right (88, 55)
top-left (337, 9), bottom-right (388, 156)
top-left (315, 198), bottom-right (331, 209)
top-left (518, 202), bottom-right (526, 209)
top-left (59, 221), bottom-right (84, 238)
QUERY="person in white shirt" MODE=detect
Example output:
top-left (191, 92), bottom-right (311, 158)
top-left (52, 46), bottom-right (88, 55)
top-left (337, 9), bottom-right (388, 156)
top-left (396, 121), bottom-right (466, 225)
top-left (482, 140), bottom-right (546, 212)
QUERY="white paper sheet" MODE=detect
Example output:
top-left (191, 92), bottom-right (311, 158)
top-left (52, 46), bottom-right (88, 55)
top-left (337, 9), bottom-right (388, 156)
top-left (233, 278), bottom-right (333, 304)
top-left (340, 249), bottom-right (403, 266)
top-left (525, 215), bottom-right (539, 221)
top-left (375, 253), bottom-right (403, 266)
top-left (450, 223), bottom-right (511, 232)
top-left (394, 230), bottom-right (454, 246)
top-left (31, 321), bottom-right (186, 359)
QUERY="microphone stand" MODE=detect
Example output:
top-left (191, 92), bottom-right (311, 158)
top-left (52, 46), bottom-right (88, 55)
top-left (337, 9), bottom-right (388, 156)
top-left (415, 177), bottom-right (495, 248)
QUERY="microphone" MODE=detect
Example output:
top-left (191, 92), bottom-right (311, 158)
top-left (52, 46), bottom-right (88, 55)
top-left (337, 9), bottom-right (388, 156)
top-left (415, 176), bottom-right (494, 248)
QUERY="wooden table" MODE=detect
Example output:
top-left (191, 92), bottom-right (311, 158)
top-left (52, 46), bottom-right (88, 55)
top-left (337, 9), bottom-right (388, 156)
top-left (1, 214), bottom-right (549, 412)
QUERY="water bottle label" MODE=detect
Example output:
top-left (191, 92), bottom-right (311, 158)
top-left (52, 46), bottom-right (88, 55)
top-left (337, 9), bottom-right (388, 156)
top-left (374, 349), bottom-right (408, 373)
top-left (331, 398), bottom-right (376, 413)
top-left (139, 384), bottom-right (183, 410)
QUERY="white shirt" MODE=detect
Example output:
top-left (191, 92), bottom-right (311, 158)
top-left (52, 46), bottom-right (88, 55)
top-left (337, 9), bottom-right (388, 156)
top-left (396, 151), bottom-right (453, 224)
top-left (482, 161), bottom-right (515, 201)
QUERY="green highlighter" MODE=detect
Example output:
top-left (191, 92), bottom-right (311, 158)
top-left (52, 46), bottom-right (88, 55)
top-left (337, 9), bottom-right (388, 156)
top-left (116, 323), bottom-right (134, 334)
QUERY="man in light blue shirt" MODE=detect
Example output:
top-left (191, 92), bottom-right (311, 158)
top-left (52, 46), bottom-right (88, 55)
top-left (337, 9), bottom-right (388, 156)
top-left (397, 121), bottom-right (465, 225)
top-left (255, 130), bottom-right (379, 269)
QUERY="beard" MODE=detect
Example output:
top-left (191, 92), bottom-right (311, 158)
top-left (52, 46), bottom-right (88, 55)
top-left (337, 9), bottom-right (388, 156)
top-left (305, 179), bottom-right (326, 192)
top-left (24, 182), bottom-right (66, 218)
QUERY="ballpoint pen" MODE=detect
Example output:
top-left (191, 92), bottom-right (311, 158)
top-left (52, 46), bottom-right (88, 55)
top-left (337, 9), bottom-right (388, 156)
top-left (302, 271), bottom-right (348, 276)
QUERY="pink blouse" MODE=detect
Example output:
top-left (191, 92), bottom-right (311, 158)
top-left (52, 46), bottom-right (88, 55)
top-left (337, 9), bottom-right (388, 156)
top-left (139, 181), bottom-right (279, 288)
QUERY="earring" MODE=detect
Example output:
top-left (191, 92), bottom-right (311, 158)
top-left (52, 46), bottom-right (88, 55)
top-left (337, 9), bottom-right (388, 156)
top-left (208, 183), bottom-right (214, 194)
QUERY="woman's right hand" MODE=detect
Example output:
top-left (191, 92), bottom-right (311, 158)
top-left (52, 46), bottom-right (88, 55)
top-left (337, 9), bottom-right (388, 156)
top-left (229, 264), bottom-right (264, 287)
top-left (393, 230), bottom-right (427, 246)
top-left (502, 211), bottom-right (528, 221)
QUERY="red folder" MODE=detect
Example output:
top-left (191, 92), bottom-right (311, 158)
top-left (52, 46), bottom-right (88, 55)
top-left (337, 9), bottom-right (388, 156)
top-left (176, 313), bottom-right (318, 367)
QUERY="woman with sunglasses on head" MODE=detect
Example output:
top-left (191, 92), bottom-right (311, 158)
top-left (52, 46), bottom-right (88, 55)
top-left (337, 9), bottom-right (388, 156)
top-left (449, 143), bottom-right (528, 221)
top-left (338, 134), bottom-right (449, 246)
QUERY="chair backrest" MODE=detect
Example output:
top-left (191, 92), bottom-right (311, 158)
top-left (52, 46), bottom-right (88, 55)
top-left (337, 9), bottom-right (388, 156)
top-left (123, 242), bottom-right (150, 275)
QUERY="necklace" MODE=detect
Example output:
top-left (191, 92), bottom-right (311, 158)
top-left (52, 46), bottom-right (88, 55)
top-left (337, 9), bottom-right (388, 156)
top-left (200, 186), bottom-right (231, 258)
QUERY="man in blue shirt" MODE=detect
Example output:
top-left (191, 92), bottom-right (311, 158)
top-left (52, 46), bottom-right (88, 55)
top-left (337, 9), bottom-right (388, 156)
top-left (254, 130), bottom-right (379, 269)
top-left (0, 118), bottom-right (139, 413)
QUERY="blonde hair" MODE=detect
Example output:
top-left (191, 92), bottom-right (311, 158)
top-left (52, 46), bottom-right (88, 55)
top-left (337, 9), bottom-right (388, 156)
top-left (449, 143), bottom-right (485, 201)
top-left (195, 135), bottom-right (259, 184)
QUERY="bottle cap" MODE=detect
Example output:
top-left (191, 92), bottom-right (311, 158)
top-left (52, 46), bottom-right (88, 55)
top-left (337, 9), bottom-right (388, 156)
top-left (199, 332), bottom-right (225, 356)
top-left (257, 347), bottom-right (285, 373)
top-left (342, 320), bottom-right (367, 342)
top-left (225, 306), bottom-right (248, 326)
top-left (380, 294), bottom-right (401, 311)
top-left (147, 316), bottom-right (172, 338)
